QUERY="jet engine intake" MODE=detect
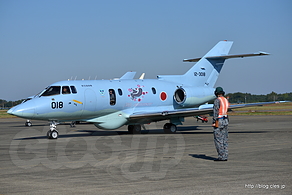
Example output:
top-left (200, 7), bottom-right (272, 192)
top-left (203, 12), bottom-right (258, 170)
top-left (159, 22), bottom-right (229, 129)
top-left (174, 88), bottom-right (186, 104)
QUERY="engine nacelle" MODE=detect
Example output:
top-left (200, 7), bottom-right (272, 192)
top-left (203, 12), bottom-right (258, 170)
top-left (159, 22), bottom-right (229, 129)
top-left (174, 87), bottom-right (215, 108)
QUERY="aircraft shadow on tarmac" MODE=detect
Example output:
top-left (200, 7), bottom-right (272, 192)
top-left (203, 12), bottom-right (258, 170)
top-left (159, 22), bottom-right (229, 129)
top-left (13, 125), bottom-right (268, 140)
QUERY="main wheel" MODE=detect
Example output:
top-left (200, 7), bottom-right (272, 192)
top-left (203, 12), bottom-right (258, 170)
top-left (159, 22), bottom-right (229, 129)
top-left (128, 125), bottom-right (134, 134)
top-left (132, 125), bottom-right (141, 134)
top-left (128, 125), bottom-right (141, 134)
top-left (163, 123), bottom-right (177, 134)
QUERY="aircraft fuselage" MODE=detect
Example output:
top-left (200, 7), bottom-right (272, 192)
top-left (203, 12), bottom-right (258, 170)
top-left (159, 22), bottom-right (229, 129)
top-left (8, 79), bottom-right (215, 130)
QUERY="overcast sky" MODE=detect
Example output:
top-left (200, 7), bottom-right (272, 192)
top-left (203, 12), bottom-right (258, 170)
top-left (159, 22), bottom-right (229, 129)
top-left (1, 0), bottom-right (291, 100)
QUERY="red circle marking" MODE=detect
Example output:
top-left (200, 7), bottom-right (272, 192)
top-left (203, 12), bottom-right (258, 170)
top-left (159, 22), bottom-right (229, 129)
top-left (160, 92), bottom-right (167, 101)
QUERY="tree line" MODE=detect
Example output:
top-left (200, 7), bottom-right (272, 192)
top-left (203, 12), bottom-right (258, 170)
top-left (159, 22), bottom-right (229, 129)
top-left (0, 99), bottom-right (24, 109)
top-left (226, 92), bottom-right (292, 103)
top-left (1, 91), bottom-right (291, 109)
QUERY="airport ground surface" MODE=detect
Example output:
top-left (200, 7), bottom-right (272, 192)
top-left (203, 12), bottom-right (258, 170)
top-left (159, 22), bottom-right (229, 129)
top-left (0, 116), bottom-right (291, 194)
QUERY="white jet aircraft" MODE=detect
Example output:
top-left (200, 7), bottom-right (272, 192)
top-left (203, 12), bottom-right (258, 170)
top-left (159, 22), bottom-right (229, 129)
top-left (8, 41), bottom-right (276, 139)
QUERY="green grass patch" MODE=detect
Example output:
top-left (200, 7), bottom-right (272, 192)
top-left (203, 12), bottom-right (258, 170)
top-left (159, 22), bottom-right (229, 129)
top-left (229, 102), bottom-right (292, 115)
top-left (229, 111), bottom-right (292, 116)
top-left (0, 110), bottom-right (16, 118)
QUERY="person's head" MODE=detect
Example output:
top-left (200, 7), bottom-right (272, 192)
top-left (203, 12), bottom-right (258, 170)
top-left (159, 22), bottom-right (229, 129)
top-left (214, 87), bottom-right (225, 96)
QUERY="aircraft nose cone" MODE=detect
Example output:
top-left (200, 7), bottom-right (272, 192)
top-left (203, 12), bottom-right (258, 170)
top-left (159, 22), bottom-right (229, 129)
top-left (7, 102), bottom-right (36, 119)
top-left (7, 105), bottom-right (24, 117)
top-left (7, 107), bottom-right (15, 115)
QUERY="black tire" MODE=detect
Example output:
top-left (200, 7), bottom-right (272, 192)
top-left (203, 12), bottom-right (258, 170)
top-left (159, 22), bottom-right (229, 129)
top-left (128, 125), bottom-right (141, 134)
top-left (163, 123), bottom-right (177, 134)
top-left (132, 125), bottom-right (141, 134)
top-left (25, 122), bottom-right (32, 126)
top-left (128, 125), bottom-right (134, 134)
top-left (50, 130), bottom-right (58, 139)
top-left (47, 130), bottom-right (51, 139)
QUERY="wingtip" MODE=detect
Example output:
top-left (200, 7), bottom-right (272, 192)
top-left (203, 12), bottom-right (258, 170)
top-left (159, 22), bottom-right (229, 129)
top-left (257, 51), bottom-right (270, 55)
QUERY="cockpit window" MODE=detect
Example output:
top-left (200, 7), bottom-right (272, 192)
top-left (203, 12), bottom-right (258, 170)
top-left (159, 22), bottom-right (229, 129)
top-left (62, 86), bottom-right (71, 94)
top-left (22, 98), bottom-right (32, 104)
top-left (34, 89), bottom-right (45, 97)
top-left (41, 86), bottom-right (61, 96)
top-left (70, 86), bottom-right (77, 94)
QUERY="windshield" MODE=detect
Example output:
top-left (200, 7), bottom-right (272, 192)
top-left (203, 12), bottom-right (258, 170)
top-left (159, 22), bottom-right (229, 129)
top-left (41, 86), bottom-right (61, 96)
top-left (34, 89), bottom-right (46, 97)
top-left (22, 98), bottom-right (32, 104)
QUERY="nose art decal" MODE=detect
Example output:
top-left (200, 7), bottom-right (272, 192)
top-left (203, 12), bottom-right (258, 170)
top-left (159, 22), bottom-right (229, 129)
top-left (128, 85), bottom-right (148, 102)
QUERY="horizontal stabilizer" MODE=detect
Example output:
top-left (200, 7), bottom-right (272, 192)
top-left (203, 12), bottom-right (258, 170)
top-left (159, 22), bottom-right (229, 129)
top-left (183, 52), bottom-right (270, 62)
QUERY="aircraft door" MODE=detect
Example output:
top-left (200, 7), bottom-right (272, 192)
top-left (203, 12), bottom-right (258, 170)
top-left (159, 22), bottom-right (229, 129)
top-left (82, 89), bottom-right (97, 117)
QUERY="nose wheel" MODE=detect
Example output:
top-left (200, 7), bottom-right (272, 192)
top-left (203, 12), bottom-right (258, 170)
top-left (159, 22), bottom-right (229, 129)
top-left (47, 121), bottom-right (59, 139)
top-left (25, 120), bottom-right (32, 126)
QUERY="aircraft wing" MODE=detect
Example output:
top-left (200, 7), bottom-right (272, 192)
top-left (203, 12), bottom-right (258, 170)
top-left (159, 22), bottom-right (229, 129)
top-left (228, 101), bottom-right (286, 110)
top-left (128, 101), bottom-right (285, 123)
top-left (129, 107), bottom-right (213, 124)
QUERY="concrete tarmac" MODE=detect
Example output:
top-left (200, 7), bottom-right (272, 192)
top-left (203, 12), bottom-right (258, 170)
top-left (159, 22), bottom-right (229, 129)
top-left (0, 115), bottom-right (291, 194)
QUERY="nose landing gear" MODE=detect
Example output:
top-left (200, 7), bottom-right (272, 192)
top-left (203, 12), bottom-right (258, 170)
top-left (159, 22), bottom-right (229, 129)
top-left (25, 120), bottom-right (32, 126)
top-left (47, 121), bottom-right (59, 139)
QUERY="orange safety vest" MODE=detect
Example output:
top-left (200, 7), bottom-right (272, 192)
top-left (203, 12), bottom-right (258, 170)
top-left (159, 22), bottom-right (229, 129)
top-left (218, 96), bottom-right (229, 117)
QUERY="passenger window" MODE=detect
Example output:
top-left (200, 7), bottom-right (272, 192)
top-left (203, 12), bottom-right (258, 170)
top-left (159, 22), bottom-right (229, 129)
top-left (152, 87), bottom-right (156, 94)
top-left (118, 88), bottom-right (123, 96)
top-left (109, 89), bottom-right (116, 105)
top-left (62, 86), bottom-right (71, 94)
top-left (41, 86), bottom-right (61, 96)
top-left (70, 86), bottom-right (77, 94)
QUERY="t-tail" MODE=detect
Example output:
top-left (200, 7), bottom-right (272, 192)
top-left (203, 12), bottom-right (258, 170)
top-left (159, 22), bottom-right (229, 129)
top-left (158, 40), bottom-right (269, 88)
top-left (183, 41), bottom-right (233, 87)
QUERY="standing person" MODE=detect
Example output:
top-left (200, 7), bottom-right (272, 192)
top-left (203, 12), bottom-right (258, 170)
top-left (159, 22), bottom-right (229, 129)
top-left (212, 87), bottom-right (229, 161)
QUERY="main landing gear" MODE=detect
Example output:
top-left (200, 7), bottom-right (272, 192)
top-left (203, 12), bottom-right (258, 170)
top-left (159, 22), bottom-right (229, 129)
top-left (128, 125), bottom-right (142, 134)
top-left (127, 123), bottom-right (177, 134)
top-left (47, 121), bottom-right (59, 139)
top-left (163, 123), bottom-right (177, 134)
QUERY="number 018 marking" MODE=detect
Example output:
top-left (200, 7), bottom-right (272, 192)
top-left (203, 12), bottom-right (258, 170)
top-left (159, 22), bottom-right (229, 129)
top-left (51, 101), bottom-right (63, 109)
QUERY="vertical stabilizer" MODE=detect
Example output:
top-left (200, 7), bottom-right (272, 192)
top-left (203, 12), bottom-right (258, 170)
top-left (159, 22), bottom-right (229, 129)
top-left (183, 41), bottom-right (233, 87)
